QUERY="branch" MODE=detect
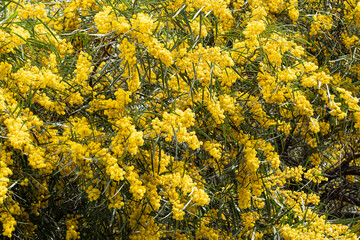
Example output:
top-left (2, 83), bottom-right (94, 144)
top-left (324, 152), bottom-right (360, 180)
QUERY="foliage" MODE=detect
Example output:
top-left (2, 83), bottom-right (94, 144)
top-left (0, 0), bottom-right (360, 239)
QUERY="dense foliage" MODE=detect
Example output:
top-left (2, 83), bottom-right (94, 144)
top-left (1, 0), bottom-right (360, 239)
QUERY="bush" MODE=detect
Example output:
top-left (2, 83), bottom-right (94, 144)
top-left (0, 0), bottom-right (360, 239)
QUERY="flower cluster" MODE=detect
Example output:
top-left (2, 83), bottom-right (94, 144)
top-left (0, 0), bottom-right (359, 239)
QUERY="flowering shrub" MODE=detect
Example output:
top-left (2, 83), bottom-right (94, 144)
top-left (1, 0), bottom-right (360, 239)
